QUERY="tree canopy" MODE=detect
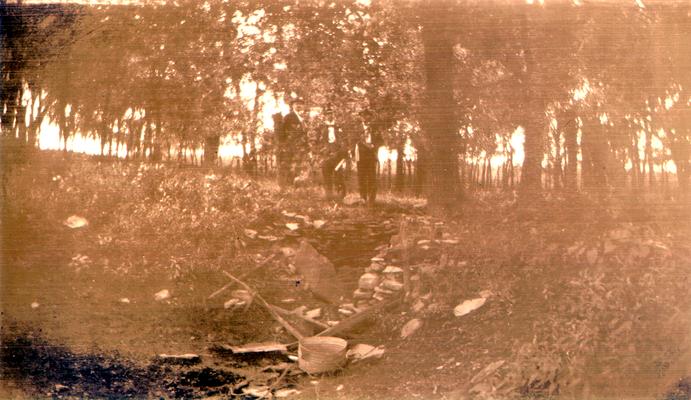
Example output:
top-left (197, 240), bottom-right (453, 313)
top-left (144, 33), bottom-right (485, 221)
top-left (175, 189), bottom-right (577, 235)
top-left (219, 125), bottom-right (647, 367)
top-left (2, 0), bottom-right (690, 209)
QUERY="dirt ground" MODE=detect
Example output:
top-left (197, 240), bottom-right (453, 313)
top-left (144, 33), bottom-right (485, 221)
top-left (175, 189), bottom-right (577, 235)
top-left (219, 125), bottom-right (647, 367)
top-left (2, 152), bottom-right (690, 399)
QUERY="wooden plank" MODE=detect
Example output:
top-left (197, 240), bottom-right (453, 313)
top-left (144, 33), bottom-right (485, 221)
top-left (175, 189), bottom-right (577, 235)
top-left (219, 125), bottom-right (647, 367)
top-left (316, 296), bottom-right (402, 338)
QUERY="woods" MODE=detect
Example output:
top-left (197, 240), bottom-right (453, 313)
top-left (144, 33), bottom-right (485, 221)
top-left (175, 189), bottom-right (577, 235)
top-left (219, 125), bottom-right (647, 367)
top-left (2, 0), bottom-right (690, 210)
top-left (2, 1), bottom-right (691, 398)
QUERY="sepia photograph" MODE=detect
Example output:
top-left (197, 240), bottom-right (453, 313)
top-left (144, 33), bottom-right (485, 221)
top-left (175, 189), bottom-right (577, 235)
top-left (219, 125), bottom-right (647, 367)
top-left (1, 0), bottom-right (690, 398)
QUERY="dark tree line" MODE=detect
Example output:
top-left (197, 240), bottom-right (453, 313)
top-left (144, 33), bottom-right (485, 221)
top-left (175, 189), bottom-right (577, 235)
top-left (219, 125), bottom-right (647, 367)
top-left (2, 0), bottom-right (690, 211)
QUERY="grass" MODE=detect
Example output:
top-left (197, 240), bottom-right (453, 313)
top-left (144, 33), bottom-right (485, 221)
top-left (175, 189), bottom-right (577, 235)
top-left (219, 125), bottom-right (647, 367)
top-left (1, 149), bottom-right (690, 399)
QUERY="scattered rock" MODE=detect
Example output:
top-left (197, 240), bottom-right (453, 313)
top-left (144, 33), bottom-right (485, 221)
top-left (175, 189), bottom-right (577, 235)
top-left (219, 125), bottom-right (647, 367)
top-left (372, 293), bottom-right (386, 301)
top-left (381, 280), bottom-right (403, 291)
top-left (280, 247), bottom-right (296, 257)
top-left (383, 266), bottom-right (403, 274)
top-left (374, 287), bottom-right (394, 295)
top-left (358, 273), bottom-right (381, 291)
top-left (453, 297), bottom-right (487, 317)
top-left (64, 215), bottom-right (88, 229)
top-left (401, 318), bottom-right (423, 338)
top-left (243, 385), bottom-right (270, 398)
top-left (366, 263), bottom-right (385, 272)
top-left (347, 344), bottom-right (385, 362)
top-left (154, 289), bottom-right (170, 301)
top-left (338, 308), bottom-right (355, 316)
top-left (275, 388), bottom-right (301, 398)
top-left (353, 289), bottom-right (374, 300)
top-left (412, 300), bottom-right (425, 313)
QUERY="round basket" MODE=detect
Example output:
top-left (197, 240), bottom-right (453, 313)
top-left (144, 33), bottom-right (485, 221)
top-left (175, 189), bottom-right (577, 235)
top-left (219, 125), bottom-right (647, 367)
top-left (298, 336), bottom-right (348, 374)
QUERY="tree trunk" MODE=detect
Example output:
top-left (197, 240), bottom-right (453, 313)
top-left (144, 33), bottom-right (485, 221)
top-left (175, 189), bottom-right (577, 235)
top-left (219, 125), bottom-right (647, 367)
top-left (521, 115), bottom-right (545, 194)
top-left (552, 125), bottom-right (562, 189)
top-left (395, 145), bottom-right (405, 192)
top-left (420, 2), bottom-right (460, 212)
top-left (204, 134), bottom-right (220, 166)
top-left (581, 116), bottom-right (608, 193)
top-left (629, 123), bottom-right (641, 190)
top-left (645, 126), bottom-right (655, 187)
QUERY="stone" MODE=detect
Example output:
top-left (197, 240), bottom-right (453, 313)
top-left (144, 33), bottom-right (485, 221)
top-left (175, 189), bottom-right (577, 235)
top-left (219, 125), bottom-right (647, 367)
top-left (353, 289), bottom-right (374, 300)
top-left (358, 273), bottom-right (381, 291)
top-left (381, 280), bottom-right (403, 291)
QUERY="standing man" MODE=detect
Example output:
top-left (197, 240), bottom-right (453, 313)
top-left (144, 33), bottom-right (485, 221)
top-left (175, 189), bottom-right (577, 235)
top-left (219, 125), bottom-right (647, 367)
top-left (354, 110), bottom-right (383, 206)
top-left (320, 108), bottom-right (348, 200)
top-left (280, 98), bottom-right (307, 188)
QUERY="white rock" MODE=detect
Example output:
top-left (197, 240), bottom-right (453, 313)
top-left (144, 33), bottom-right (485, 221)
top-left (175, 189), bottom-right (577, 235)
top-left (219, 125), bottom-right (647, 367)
top-left (347, 344), bottom-right (385, 362)
top-left (383, 266), bottom-right (403, 274)
top-left (353, 289), bottom-right (373, 300)
top-left (243, 386), bottom-right (270, 397)
top-left (401, 318), bottom-right (423, 338)
top-left (374, 286), bottom-right (394, 295)
top-left (64, 215), bottom-right (88, 229)
top-left (30, 302), bottom-right (39, 309)
top-left (154, 289), bottom-right (170, 301)
top-left (453, 297), bottom-right (486, 317)
top-left (119, 298), bottom-right (130, 304)
top-left (313, 220), bottom-right (326, 229)
top-left (280, 247), bottom-right (296, 257)
top-left (244, 229), bottom-right (258, 239)
top-left (275, 388), bottom-right (301, 398)
top-left (358, 273), bottom-right (381, 291)
top-left (381, 280), bottom-right (403, 291)
top-left (366, 263), bottom-right (385, 272)
top-left (286, 223), bottom-right (299, 231)
top-left (305, 308), bottom-right (322, 319)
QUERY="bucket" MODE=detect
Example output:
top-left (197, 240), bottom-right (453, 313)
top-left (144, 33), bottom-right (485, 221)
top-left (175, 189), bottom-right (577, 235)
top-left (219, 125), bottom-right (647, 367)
top-left (298, 336), bottom-right (348, 374)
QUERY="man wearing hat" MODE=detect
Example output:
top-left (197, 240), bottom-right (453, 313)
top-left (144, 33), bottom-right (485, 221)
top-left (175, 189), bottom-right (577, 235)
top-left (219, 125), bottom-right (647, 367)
top-left (279, 97), bottom-right (307, 188)
top-left (354, 110), bottom-right (383, 206)
top-left (320, 107), bottom-right (348, 200)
